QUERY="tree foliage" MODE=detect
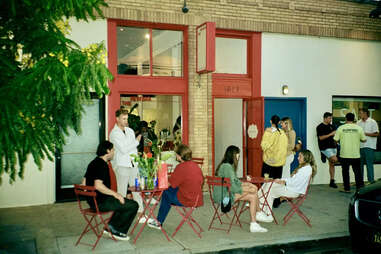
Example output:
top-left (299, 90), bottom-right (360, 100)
top-left (0, 0), bottom-right (113, 183)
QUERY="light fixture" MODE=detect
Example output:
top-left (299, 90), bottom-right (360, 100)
top-left (145, 33), bottom-right (150, 39)
top-left (282, 85), bottom-right (289, 95)
top-left (182, 0), bottom-right (189, 13)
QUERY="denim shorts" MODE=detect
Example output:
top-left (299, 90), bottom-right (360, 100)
top-left (321, 148), bottom-right (337, 158)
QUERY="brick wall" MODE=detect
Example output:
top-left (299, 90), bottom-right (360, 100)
top-left (102, 0), bottom-right (381, 176)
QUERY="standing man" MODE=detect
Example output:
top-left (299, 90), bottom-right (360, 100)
top-left (109, 109), bottom-right (145, 222)
top-left (334, 113), bottom-right (366, 193)
top-left (82, 141), bottom-right (138, 240)
top-left (316, 112), bottom-right (338, 188)
top-left (357, 108), bottom-right (379, 184)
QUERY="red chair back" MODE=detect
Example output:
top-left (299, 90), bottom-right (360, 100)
top-left (108, 162), bottom-right (117, 192)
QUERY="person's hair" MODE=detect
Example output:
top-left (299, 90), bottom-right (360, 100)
top-left (292, 149), bottom-right (317, 178)
top-left (139, 120), bottom-right (148, 128)
top-left (216, 145), bottom-right (240, 174)
top-left (174, 144), bottom-right (192, 161)
top-left (271, 115), bottom-right (281, 132)
top-left (346, 112), bottom-right (355, 122)
top-left (281, 117), bottom-right (293, 131)
top-left (96, 141), bottom-right (113, 157)
top-left (323, 112), bottom-right (332, 119)
top-left (359, 108), bottom-right (369, 116)
top-left (115, 109), bottom-right (129, 118)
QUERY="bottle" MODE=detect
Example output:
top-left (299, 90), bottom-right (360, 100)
top-left (223, 196), bottom-right (230, 206)
top-left (135, 177), bottom-right (140, 190)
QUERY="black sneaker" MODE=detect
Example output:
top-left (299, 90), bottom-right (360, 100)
top-left (273, 198), bottom-right (281, 208)
top-left (104, 225), bottom-right (129, 241)
top-left (329, 180), bottom-right (338, 188)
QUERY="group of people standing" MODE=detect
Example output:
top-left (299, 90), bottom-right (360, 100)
top-left (317, 109), bottom-right (379, 193)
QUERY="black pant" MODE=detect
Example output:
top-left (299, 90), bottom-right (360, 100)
top-left (98, 197), bottom-right (139, 234)
top-left (341, 158), bottom-right (364, 191)
top-left (261, 162), bottom-right (283, 179)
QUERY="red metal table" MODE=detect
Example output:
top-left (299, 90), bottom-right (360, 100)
top-left (128, 186), bottom-right (170, 244)
top-left (240, 176), bottom-right (278, 224)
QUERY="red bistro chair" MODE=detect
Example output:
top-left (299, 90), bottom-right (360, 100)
top-left (280, 176), bottom-right (312, 227)
top-left (74, 184), bottom-right (116, 250)
top-left (206, 176), bottom-right (243, 233)
top-left (171, 194), bottom-right (203, 238)
top-left (191, 157), bottom-right (204, 169)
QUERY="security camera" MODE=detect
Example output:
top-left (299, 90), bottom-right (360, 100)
top-left (182, 6), bottom-right (189, 13)
top-left (182, 0), bottom-right (189, 13)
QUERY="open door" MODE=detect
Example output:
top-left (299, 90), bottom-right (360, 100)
top-left (245, 97), bottom-right (264, 177)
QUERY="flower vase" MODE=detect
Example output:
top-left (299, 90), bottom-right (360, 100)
top-left (146, 177), bottom-right (155, 190)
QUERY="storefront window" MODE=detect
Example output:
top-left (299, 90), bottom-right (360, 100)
top-left (332, 96), bottom-right (381, 163)
top-left (120, 94), bottom-right (182, 166)
top-left (117, 26), bottom-right (183, 77)
top-left (215, 37), bottom-right (247, 74)
top-left (117, 26), bottom-right (150, 75)
top-left (152, 30), bottom-right (183, 76)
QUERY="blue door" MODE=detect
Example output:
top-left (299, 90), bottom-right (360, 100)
top-left (264, 98), bottom-right (306, 171)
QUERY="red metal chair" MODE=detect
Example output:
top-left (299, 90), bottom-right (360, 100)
top-left (74, 184), bottom-right (116, 250)
top-left (191, 157), bottom-right (204, 169)
top-left (171, 194), bottom-right (203, 238)
top-left (280, 176), bottom-right (312, 227)
top-left (206, 176), bottom-right (243, 233)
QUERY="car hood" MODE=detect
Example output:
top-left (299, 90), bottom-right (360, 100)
top-left (356, 181), bottom-right (381, 202)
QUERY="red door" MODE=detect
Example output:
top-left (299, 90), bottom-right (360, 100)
top-left (245, 97), bottom-right (264, 177)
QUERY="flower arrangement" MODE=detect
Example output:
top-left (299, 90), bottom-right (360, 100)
top-left (131, 152), bottom-right (158, 179)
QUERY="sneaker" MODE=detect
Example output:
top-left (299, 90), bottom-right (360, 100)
top-left (256, 211), bottom-right (273, 223)
top-left (250, 222), bottom-right (268, 233)
top-left (147, 220), bottom-right (161, 230)
top-left (103, 229), bottom-right (129, 241)
top-left (339, 189), bottom-right (351, 193)
top-left (148, 198), bottom-right (158, 205)
top-left (272, 198), bottom-right (281, 208)
top-left (138, 215), bottom-right (149, 224)
top-left (245, 202), bottom-right (250, 207)
top-left (329, 180), bottom-right (338, 188)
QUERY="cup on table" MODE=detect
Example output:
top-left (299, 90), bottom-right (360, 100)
top-left (264, 173), bottom-right (269, 180)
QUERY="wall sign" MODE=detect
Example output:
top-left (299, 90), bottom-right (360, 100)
top-left (196, 22), bottom-right (215, 74)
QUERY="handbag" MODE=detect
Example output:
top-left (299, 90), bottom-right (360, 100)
top-left (220, 177), bottom-right (232, 213)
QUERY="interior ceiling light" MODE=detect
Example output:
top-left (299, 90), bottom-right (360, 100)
top-left (182, 0), bottom-right (189, 13)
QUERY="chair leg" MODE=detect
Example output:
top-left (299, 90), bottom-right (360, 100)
top-left (172, 207), bottom-right (202, 238)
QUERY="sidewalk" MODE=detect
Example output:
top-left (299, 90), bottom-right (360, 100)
top-left (0, 184), bottom-right (353, 254)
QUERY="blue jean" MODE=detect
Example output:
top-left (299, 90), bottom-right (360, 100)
top-left (157, 187), bottom-right (183, 225)
top-left (360, 148), bottom-right (375, 182)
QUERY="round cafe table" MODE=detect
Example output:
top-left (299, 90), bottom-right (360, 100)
top-left (128, 186), bottom-right (170, 244)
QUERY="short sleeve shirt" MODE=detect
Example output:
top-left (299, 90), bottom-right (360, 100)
top-left (333, 123), bottom-right (366, 158)
top-left (84, 157), bottom-right (110, 205)
top-left (357, 118), bottom-right (379, 149)
top-left (316, 123), bottom-right (336, 150)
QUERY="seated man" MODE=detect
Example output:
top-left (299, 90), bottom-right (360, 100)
top-left (148, 144), bottom-right (204, 229)
top-left (82, 140), bottom-right (139, 240)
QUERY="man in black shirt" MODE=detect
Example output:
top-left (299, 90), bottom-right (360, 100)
top-left (82, 141), bottom-right (138, 241)
top-left (316, 112), bottom-right (338, 188)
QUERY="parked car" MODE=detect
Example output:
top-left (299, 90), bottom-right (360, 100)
top-left (348, 180), bottom-right (381, 252)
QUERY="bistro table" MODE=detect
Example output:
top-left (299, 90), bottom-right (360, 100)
top-left (239, 176), bottom-right (278, 224)
top-left (128, 186), bottom-right (170, 244)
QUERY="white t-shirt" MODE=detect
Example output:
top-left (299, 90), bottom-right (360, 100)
top-left (357, 118), bottom-right (379, 149)
top-left (283, 165), bottom-right (312, 194)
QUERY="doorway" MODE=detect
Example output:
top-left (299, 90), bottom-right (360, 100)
top-left (264, 97), bottom-right (307, 171)
top-left (214, 98), bottom-right (244, 177)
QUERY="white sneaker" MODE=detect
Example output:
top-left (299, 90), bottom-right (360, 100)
top-left (147, 220), bottom-right (161, 230)
top-left (245, 202), bottom-right (250, 207)
top-left (138, 216), bottom-right (148, 224)
top-left (256, 211), bottom-right (273, 223)
top-left (250, 222), bottom-right (268, 233)
top-left (148, 198), bottom-right (158, 205)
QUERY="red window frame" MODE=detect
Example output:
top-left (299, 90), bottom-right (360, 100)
top-left (107, 19), bottom-right (189, 144)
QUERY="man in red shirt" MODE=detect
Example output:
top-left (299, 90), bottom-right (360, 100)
top-left (148, 144), bottom-right (204, 229)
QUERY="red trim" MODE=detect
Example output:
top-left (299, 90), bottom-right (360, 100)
top-left (211, 30), bottom-right (262, 176)
top-left (107, 19), bottom-right (189, 145)
top-left (196, 22), bottom-right (216, 74)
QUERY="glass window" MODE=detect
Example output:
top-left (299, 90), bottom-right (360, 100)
top-left (215, 37), bottom-right (247, 74)
top-left (120, 94), bottom-right (182, 168)
top-left (152, 30), bottom-right (183, 77)
top-left (332, 96), bottom-right (381, 163)
top-left (117, 26), bottom-right (150, 75)
top-left (117, 26), bottom-right (183, 77)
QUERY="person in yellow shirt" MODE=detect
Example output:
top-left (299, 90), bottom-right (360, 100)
top-left (261, 115), bottom-right (288, 179)
top-left (334, 113), bottom-right (366, 193)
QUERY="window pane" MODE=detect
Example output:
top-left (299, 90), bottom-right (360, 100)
top-left (215, 37), bottom-right (247, 74)
top-left (152, 30), bottom-right (183, 77)
top-left (120, 95), bottom-right (182, 168)
top-left (117, 26), bottom-right (150, 75)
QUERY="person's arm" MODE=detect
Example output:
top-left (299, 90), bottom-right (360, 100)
top-left (168, 163), bottom-right (183, 188)
top-left (318, 131), bottom-right (335, 141)
top-left (333, 128), bottom-right (340, 143)
top-left (365, 122), bottom-right (379, 137)
top-left (288, 130), bottom-right (296, 152)
top-left (360, 128), bottom-right (367, 143)
top-left (110, 129), bottom-right (140, 155)
top-left (94, 179), bottom-right (125, 204)
top-left (284, 167), bottom-right (311, 189)
top-left (261, 130), bottom-right (275, 151)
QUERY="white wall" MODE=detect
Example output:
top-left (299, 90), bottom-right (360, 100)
top-left (214, 98), bottom-right (244, 178)
top-left (0, 19), bottom-right (108, 208)
top-left (262, 33), bottom-right (381, 184)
